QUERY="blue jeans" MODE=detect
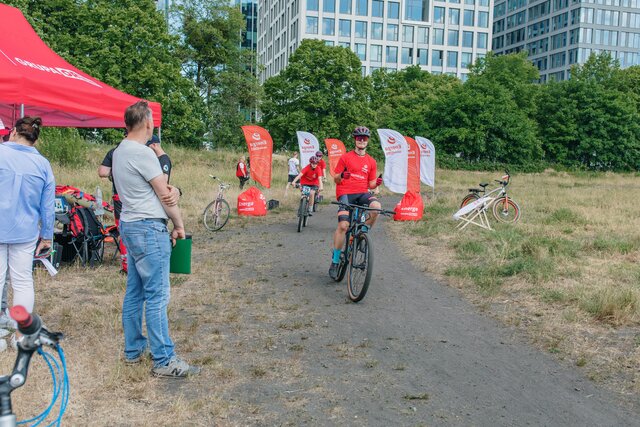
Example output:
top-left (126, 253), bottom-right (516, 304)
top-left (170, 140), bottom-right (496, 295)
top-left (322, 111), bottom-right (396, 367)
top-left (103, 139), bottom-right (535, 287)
top-left (120, 219), bottom-right (174, 367)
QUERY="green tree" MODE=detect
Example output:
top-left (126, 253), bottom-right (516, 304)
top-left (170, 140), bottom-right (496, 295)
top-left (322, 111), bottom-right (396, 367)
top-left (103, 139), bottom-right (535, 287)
top-left (4, 0), bottom-right (206, 146)
top-left (261, 40), bottom-right (373, 151)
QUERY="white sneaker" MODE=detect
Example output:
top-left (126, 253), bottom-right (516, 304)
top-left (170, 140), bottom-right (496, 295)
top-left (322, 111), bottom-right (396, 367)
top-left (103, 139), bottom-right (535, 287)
top-left (0, 339), bottom-right (7, 352)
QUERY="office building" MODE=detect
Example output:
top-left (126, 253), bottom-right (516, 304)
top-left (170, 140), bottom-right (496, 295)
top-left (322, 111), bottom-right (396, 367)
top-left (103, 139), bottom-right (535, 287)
top-left (257, 0), bottom-right (493, 82)
top-left (492, 0), bottom-right (640, 82)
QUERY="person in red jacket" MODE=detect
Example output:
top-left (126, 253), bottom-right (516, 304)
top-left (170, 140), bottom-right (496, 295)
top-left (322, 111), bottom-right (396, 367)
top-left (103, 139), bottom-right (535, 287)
top-left (292, 156), bottom-right (323, 215)
top-left (315, 150), bottom-right (327, 181)
top-left (328, 126), bottom-right (383, 280)
top-left (236, 156), bottom-right (250, 189)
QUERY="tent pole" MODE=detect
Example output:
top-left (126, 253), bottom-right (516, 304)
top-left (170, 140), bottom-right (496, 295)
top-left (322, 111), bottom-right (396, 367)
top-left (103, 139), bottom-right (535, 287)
top-left (158, 126), bottom-right (162, 142)
top-left (20, 104), bottom-right (24, 118)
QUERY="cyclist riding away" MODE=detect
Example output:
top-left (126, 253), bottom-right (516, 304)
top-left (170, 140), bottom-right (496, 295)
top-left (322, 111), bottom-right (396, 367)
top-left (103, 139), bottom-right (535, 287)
top-left (292, 156), bottom-right (323, 215)
top-left (329, 126), bottom-right (383, 280)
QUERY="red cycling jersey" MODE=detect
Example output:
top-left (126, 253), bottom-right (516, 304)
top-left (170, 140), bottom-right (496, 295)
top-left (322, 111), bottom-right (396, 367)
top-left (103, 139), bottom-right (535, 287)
top-left (317, 159), bottom-right (327, 176)
top-left (334, 151), bottom-right (377, 198)
top-left (299, 164), bottom-right (321, 186)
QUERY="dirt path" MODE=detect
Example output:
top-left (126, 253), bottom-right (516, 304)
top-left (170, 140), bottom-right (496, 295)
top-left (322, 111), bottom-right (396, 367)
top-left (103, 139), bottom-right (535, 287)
top-left (213, 204), bottom-right (639, 426)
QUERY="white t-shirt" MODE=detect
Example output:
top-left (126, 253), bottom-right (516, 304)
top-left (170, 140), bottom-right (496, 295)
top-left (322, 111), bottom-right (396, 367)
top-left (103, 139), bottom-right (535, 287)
top-left (112, 139), bottom-right (167, 222)
top-left (288, 157), bottom-right (299, 175)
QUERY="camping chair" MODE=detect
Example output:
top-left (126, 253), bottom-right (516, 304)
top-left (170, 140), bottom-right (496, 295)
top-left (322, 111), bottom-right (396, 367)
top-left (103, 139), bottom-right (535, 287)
top-left (453, 196), bottom-right (493, 231)
top-left (68, 206), bottom-right (107, 267)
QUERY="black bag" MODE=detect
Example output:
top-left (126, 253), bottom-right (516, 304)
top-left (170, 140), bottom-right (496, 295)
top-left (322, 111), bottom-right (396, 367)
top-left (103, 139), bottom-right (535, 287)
top-left (267, 199), bottom-right (280, 210)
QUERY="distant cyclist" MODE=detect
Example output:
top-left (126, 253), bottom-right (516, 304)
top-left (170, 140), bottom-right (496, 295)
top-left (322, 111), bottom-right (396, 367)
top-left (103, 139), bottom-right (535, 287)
top-left (284, 152), bottom-right (300, 196)
top-left (292, 156), bottom-right (323, 215)
top-left (315, 150), bottom-right (327, 181)
top-left (328, 126), bottom-right (383, 279)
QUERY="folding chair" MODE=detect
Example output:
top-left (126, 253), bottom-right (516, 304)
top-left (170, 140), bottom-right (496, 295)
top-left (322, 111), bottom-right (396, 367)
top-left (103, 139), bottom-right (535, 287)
top-left (69, 207), bottom-right (106, 267)
top-left (453, 196), bottom-right (493, 231)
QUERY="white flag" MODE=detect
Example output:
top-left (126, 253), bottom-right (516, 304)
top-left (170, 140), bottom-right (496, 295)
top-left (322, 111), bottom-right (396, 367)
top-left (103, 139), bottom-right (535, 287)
top-left (416, 136), bottom-right (435, 188)
top-left (296, 131), bottom-right (320, 168)
top-left (377, 129), bottom-right (408, 194)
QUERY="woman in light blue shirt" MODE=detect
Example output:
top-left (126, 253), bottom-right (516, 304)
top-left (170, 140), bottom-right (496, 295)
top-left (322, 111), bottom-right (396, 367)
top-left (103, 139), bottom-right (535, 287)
top-left (0, 116), bottom-right (55, 316)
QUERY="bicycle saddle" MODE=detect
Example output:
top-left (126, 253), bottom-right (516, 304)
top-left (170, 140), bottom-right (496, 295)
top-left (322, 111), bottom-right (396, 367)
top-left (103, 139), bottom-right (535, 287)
top-left (479, 183), bottom-right (489, 188)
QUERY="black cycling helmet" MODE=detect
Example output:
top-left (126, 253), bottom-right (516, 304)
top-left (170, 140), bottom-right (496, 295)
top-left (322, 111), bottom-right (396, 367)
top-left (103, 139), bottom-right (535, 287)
top-left (315, 150), bottom-right (323, 158)
top-left (309, 156), bottom-right (319, 164)
top-left (352, 126), bottom-right (371, 138)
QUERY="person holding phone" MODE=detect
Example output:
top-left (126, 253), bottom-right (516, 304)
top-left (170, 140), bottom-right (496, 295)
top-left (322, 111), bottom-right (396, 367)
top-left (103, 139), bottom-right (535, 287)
top-left (328, 126), bottom-right (383, 280)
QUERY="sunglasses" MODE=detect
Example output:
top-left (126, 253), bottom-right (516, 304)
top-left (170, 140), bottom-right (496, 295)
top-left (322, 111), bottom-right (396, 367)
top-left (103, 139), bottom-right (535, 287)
top-left (355, 136), bottom-right (369, 141)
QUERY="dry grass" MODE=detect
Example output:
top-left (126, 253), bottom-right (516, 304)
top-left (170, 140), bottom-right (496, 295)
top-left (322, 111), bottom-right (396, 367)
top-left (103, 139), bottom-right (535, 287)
top-left (389, 168), bottom-right (640, 393)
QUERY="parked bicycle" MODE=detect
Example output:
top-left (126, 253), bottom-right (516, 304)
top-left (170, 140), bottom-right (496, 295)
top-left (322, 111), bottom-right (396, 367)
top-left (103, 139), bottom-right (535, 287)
top-left (330, 201), bottom-right (395, 302)
top-left (458, 170), bottom-right (521, 224)
top-left (203, 176), bottom-right (231, 231)
top-left (297, 185), bottom-right (313, 232)
top-left (0, 306), bottom-right (68, 426)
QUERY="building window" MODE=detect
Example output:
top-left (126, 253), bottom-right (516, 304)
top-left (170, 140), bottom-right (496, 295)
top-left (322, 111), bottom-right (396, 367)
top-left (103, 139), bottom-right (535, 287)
top-left (403, 25), bottom-right (414, 42)
top-left (448, 29), bottom-right (459, 45)
top-left (387, 24), bottom-right (399, 41)
top-left (325, 40), bottom-right (335, 46)
top-left (355, 43), bottom-right (366, 60)
top-left (307, 0), bottom-right (319, 11)
top-left (447, 51), bottom-right (458, 67)
top-left (323, 18), bottom-right (335, 35)
top-left (465, 0), bottom-right (474, 5)
top-left (355, 21), bottom-right (367, 38)
top-left (371, 44), bottom-right (383, 62)
top-left (463, 10), bottom-right (474, 26)
top-left (356, 0), bottom-right (367, 15)
top-left (306, 16), bottom-right (318, 34)
top-left (402, 47), bottom-right (414, 64)
top-left (478, 11), bottom-right (489, 27)
top-left (340, 0), bottom-right (351, 13)
top-left (386, 46), bottom-right (399, 62)
top-left (434, 28), bottom-right (444, 45)
top-left (388, 2), bottom-right (400, 19)
top-left (462, 30), bottom-right (473, 47)
top-left (461, 73), bottom-right (469, 82)
top-left (405, 0), bottom-right (430, 21)
top-left (324, 0), bottom-right (336, 12)
top-left (461, 52), bottom-right (472, 68)
top-left (339, 19), bottom-right (351, 37)
top-left (432, 49), bottom-right (444, 66)
top-left (449, 8), bottom-right (460, 25)
top-left (418, 48), bottom-right (429, 64)
top-left (372, 0), bottom-right (384, 17)
top-left (372, 22), bottom-right (383, 39)
top-left (477, 32), bottom-right (487, 48)
top-left (479, 0), bottom-right (488, 5)
top-left (339, 41), bottom-right (351, 48)
top-left (434, 6), bottom-right (445, 23)
top-left (417, 27), bottom-right (429, 44)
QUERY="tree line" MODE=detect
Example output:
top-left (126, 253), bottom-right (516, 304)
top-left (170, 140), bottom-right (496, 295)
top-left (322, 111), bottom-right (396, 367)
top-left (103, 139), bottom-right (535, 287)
top-left (6, 1), bottom-right (640, 171)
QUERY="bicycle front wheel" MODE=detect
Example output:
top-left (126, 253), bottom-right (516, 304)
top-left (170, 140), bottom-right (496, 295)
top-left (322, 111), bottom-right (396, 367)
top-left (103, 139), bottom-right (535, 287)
top-left (347, 233), bottom-right (373, 303)
top-left (492, 197), bottom-right (521, 223)
top-left (297, 198), bottom-right (307, 232)
top-left (203, 199), bottom-right (230, 231)
top-left (460, 193), bottom-right (479, 208)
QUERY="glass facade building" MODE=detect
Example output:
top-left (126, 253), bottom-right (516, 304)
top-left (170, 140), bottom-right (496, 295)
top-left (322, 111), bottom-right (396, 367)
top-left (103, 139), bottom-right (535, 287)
top-left (257, 0), bottom-right (492, 82)
top-left (492, 0), bottom-right (640, 81)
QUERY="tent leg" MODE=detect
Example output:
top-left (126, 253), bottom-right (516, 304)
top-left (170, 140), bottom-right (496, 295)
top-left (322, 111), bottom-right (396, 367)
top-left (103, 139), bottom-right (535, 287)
top-left (158, 126), bottom-right (162, 142)
top-left (20, 104), bottom-right (24, 118)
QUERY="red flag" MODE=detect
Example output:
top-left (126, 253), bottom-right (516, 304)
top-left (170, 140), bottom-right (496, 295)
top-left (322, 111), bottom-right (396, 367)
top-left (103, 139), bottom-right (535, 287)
top-left (324, 138), bottom-right (346, 177)
top-left (404, 136), bottom-right (421, 194)
top-left (241, 125), bottom-right (273, 188)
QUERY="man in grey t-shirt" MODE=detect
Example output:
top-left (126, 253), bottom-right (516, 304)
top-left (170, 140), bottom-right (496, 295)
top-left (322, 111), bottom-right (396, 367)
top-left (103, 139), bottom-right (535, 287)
top-left (112, 101), bottom-right (199, 378)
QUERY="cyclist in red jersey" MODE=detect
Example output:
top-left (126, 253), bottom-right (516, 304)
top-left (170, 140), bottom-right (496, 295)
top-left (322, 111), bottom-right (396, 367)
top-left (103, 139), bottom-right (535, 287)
top-left (329, 126), bottom-right (383, 279)
top-left (315, 150), bottom-right (327, 181)
top-left (292, 156), bottom-right (323, 215)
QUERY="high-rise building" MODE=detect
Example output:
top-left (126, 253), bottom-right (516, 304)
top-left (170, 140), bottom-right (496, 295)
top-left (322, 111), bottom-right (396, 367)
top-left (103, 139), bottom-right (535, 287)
top-left (492, 0), bottom-right (640, 82)
top-left (257, 0), bottom-right (493, 83)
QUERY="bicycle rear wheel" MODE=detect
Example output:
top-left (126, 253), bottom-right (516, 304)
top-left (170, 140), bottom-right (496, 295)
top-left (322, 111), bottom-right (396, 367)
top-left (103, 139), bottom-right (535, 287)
top-left (347, 233), bottom-right (373, 302)
top-left (297, 198), bottom-right (307, 232)
top-left (203, 199), bottom-right (230, 231)
top-left (460, 193), bottom-right (479, 208)
top-left (492, 197), bottom-right (521, 223)
top-left (303, 198), bottom-right (309, 227)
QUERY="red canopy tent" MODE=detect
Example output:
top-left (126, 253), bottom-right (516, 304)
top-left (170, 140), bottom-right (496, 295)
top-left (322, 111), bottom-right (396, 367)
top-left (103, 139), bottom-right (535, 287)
top-left (0, 4), bottom-right (162, 129)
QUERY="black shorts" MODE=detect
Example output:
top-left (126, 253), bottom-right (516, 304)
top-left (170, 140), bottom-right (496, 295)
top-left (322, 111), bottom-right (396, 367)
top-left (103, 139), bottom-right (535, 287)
top-left (302, 185), bottom-right (319, 191)
top-left (337, 193), bottom-right (377, 208)
top-left (288, 174), bottom-right (297, 183)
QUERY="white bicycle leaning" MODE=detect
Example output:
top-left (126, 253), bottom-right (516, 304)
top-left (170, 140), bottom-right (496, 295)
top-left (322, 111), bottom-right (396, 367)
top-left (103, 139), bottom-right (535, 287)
top-left (453, 170), bottom-right (521, 230)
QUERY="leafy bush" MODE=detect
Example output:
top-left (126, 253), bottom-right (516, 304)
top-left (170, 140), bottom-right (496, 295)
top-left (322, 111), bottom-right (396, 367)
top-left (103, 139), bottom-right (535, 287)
top-left (37, 128), bottom-right (88, 166)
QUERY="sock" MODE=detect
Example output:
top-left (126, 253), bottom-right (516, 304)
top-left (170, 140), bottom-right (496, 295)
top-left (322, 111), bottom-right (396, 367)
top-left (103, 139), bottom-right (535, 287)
top-left (332, 248), bottom-right (341, 263)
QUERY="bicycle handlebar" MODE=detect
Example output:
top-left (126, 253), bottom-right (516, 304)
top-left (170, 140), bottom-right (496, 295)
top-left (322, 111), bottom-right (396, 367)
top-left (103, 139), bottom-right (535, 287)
top-left (330, 201), bottom-right (396, 216)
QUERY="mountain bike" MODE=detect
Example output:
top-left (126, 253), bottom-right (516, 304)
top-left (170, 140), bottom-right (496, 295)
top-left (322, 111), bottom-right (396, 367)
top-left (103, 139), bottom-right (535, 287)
top-left (459, 170), bottom-right (521, 223)
top-left (331, 201), bottom-right (396, 302)
top-left (297, 186), bottom-right (312, 232)
top-left (0, 306), bottom-right (68, 426)
top-left (203, 175), bottom-right (231, 231)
